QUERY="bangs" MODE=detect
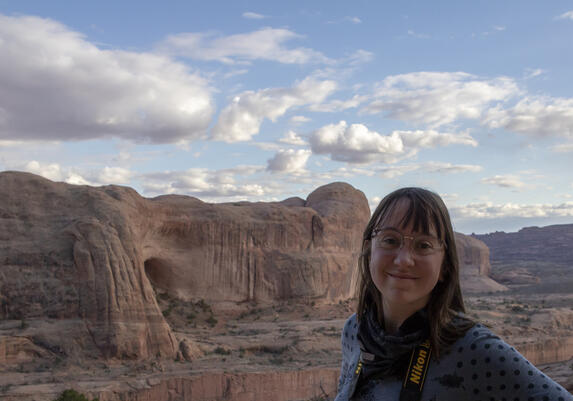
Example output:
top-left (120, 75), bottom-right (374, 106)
top-left (375, 189), bottom-right (446, 240)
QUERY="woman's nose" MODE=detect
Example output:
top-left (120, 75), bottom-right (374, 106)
top-left (393, 242), bottom-right (415, 266)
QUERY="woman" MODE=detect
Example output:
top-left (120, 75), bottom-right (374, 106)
top-left (335, 187), bottom-right (572, 401)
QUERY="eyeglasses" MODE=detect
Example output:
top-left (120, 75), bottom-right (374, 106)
top-left (371, 227), bottom-right (446, 256)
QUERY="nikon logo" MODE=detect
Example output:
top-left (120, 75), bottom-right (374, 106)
top-left (409, 348), bottom-right (428, 385)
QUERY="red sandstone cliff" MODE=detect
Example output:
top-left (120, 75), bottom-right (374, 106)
top-left (0, 171), bottom-right (369, 362)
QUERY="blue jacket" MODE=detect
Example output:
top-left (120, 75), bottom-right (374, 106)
top-left (335, 314), bottom-right (572, 401)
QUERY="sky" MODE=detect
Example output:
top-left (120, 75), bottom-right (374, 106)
top-left (1, 1), bottom-right (573, 234)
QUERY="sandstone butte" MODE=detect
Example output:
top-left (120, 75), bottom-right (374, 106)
top-left (0, 171), bottom-right (517, 400)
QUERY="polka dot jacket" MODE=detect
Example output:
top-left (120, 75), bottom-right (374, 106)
top-left (335, 314), bottom-right (573, 401)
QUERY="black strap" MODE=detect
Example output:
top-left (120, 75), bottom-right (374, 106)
top-left (400, 339), bottom-right (432, 401)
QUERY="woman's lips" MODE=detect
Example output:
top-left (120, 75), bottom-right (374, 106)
top-left (386, 272), bottom-right (418, 280)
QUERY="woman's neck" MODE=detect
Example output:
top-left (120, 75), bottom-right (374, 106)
top-left (382, 299), bottom-right (426, 334)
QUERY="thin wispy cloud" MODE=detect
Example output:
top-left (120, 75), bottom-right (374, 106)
top-left (158, 28), bottom-right (332, 65)
top-left (452, 202), bottom-right (573, 219)
top-left (481, 174), bottom-right (526, 189)
top-left (242, 11), bottom-right (266, 20)
top-left (555, 10), bottom-right (573, 20)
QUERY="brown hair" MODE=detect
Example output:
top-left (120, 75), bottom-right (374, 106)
top-left (356, 187), bottom-right (472, 357)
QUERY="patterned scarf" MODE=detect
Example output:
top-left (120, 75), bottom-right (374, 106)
top-left (357, 307), bottom-right (430, 381)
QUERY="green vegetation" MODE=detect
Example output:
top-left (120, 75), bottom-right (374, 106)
top-left (53, 389), bottom-right (98, 401)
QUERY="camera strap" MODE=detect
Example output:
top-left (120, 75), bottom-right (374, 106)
top-left (400, 339), bottom-right (432, 401)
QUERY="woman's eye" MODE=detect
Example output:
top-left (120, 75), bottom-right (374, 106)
top-left (381, 236), bottom-right (399, 246)
top-left (415, 240), bottom-right (434, 250)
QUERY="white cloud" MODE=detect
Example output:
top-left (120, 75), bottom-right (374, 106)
top-left (375, 162), bottom-right (481, 178)
top-left (345, 16), bottom-right (362, 24)
top-left (556, 10), bottom-right (573, 20)
top-left (377, 164), bottom-right (419, 179)
top-left (422, 161), bottom-right (482, 174)
top-left (242, 12), bottom-right (266, 20)
top-left (452, 202), bottom-right (573, 219)
top-left (309, 121), bottom-right (478, 164)
top-left (266, 149), bottom-right (311, 173)
top-left (309, 94), bottom-right (368, 112)
top-left (483, 96), bottom-right (573, 138)
top-left (398, 130), bottom-right (478, 148)
top-left (309, 121), bottom-right (404, 163)
top-left (18, 160), bottom-right (136, 186)
top-left (159, 27), bottom-right (331, 64)
top-left (141, 165), bottom-right (267, 198)
top-left (97, 167), bottom-right (132, 184)
top-left (289, 115), bottom-right (311, 125)
top-left (481, 174), bottom-right (526, 189)
top-left (0, 14), bottom-right (214, 143)
top-left (524, 68), bottom-right (545, 79)
top-left (23, 160), bottom-right (64, 182)
top-left (211, 77), bottom-right (337, 142)
top-left (279, 131), bottom-right (307, 145)
top-left (345, 49), bottom-right (375, 65)
top-left (551, 143), bottom-right (573, 152)
top-left (364, 72), bottom-right (518, 127)
top-left (407, 30), bottom-right (430, 39)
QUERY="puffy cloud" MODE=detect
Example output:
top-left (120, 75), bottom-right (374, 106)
top-left (364, 72), bottom-right (518, 127)
top-left (481, 174), bottom-right (526, 189)
top-left (556, 10), bottom-right (573, 20)
top-left (159, 28), bottom-right (331, 64)
top-left (211, 77), bottom-right (336, 142)
top-left (309, 121), bottom-right (477, 164)
top-left (0, 14), bottom-right (214, 143)
top-left (309, 121), bottom-right (404, 163)
top-left (483, 96), bottom-right (573, 138)
top-left (266, 149), bottom-right (311, 173)
top-left (97, 167), bottom-right (132, 185)
top-left (23, 161), bottom-right (64, 182)
top-left (242, 12), bottom-right (266, 20)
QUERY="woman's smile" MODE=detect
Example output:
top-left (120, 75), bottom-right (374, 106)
top-left (385, 271), bottom-right (418, 280)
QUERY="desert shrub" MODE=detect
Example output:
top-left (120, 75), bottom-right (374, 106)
top-left (206, 315), bottom-right (217, 326)
top-left (53, 389), bottom-right (98, 401)
top-left (213, 346), bottom-right (231, 355)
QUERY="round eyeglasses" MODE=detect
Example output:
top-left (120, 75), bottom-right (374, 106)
top-left (371, 227), bottom-right (446, 256)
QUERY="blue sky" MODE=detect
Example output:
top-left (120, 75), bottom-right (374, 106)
top-left (1, 1), bottom-right (573, 234)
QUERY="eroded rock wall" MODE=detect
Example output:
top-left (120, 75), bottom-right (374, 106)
top-left (0, 172), bottom-right (370, 361)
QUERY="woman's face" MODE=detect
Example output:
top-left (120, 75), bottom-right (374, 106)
top-left (369, 199), bottom-right (445, 315)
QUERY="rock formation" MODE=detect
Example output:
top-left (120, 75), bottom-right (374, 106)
top-left (455, 233), bottom-right (508, 293)
top-left (0, 172), bottom-right (370, 362)
top-left (475, 224), bottom-right (573, 265)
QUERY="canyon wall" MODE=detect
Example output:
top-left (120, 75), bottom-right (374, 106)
top-left (0, 172), bottom-right (369, 361)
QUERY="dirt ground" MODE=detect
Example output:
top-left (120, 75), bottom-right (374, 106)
top-left (1, 290), bottom-right (572, 399)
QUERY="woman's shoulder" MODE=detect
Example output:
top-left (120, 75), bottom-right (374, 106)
top-left (340, 313), bottom-right (360, 356)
